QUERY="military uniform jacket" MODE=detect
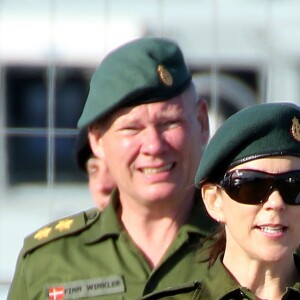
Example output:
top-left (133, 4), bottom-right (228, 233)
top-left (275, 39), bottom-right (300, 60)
top-left (7, 190), bottom-right (216, 300)
top-left (141, 253), bottom-right (300, 300)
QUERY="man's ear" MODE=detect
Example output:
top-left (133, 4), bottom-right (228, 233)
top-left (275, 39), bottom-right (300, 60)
top-left (201, 183), bottom-right (223, 222)
top-left (196, 99), bottom-right (210, 147)
top-left (88, 125), bottom-right (106, 159)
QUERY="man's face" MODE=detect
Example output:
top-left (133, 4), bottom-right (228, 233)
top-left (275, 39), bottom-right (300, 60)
top-left (90, 87), bottom-right (209, 207)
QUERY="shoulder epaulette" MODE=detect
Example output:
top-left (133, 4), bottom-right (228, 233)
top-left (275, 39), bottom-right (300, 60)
top-left (22, 207), bottom-right (100, 257)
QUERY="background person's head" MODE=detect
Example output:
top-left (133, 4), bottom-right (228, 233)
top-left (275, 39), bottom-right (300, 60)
top-left (75, 128), bottom-right (115, 209)
top-left (78, 37), bottom-right (210, 208)
top-left (195, 102), bottom-right (300, 264)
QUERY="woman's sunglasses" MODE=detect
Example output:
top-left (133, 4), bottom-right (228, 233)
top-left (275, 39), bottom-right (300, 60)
top-left (218, 169), bottom-right (300, 205)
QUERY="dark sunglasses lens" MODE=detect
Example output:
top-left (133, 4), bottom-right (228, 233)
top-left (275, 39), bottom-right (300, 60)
top-left (278, 184), bottom-right (300, 205)
top-left (225, 170), bottom-right (300, 205)
top-left (227, 174), bottom-right (270, 204)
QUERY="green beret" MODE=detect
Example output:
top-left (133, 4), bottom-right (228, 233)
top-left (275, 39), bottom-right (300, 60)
top-left (195, 102), bottom-right (300, 187)
top-left (78, 37), bottom-right (191, 128)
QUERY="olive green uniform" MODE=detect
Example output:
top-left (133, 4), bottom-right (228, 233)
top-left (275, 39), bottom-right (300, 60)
top-left (141, 253), bottom-right (300, 300)
top-left (7, 190), bottom-right (215, 300)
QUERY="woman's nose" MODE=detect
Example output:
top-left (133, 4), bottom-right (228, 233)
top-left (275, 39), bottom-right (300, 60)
top-left (263, 189), bottom-right (287, 211)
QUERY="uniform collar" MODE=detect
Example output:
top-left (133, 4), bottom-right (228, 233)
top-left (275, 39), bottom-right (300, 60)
top-left (201, 253), bottom-right (300, 299)
top-left (83, 189), bottom-right (216, 245)
top-left (83, 189), bottom-right (123, 244)
top-left (201, 254), bottom-right (245, 299)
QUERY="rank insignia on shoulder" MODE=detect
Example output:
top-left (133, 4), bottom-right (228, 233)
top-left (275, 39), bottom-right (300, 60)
top-left (34, 227), bottom-right (52, 241)
top-left (55, 219), bottom-right (74, 232)
top-left (23, 208), bottom-right (100, 257)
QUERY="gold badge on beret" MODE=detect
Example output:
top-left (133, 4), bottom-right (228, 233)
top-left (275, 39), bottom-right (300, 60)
top-left (157, 64), bottom-right (173, 87)
top-left (55, 219), bottom-right (74, 232)
top-left (291, 117), bottom-right (300, 142)
top-left (34, 227), bottom-right (52, 240)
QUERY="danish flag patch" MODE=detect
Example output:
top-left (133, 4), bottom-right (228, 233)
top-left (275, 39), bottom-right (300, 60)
top-left (48, 286), bottom-right (65, 300)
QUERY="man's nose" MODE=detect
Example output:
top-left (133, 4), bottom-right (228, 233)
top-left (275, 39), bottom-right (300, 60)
top-left (140, 127), bottom-right (167, 155)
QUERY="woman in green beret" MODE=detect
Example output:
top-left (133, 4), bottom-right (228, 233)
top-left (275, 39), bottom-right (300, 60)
top-left (141, 102), bottom-right (300, 299)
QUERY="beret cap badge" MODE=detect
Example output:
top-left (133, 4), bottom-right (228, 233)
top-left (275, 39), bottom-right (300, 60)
top-left (291, 117), bottom-right (300, 142)
top-left (157, 64), bottom-right (173, 87)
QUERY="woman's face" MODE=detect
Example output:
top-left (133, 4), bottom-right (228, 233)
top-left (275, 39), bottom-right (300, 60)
top-left (212, 156), bottom-right (300, 263)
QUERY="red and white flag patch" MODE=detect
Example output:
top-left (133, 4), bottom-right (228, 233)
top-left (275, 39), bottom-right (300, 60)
top-left (48, 286), bottom-right (65, 300)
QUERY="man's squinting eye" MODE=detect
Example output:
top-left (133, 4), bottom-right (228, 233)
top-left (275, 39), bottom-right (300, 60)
top-left (162, 119), bottom-right (183, 130)
top-left (118, 125), bottom-right (141, 135)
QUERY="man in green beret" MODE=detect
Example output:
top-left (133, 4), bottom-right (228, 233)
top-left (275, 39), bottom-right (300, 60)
top-left (8, 37), bottom-right (216, 300)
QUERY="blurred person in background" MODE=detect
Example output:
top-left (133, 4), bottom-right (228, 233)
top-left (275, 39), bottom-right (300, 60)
top-left (8, 36), bottom-right (216, 300)
top-left (76, 128), bottom-right (115, 210)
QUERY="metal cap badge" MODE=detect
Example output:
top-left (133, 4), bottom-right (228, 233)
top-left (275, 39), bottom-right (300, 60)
top-left (157, 64), bottom-right (173, 86)
top-left (291, 117), bottom-right (300, 142)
